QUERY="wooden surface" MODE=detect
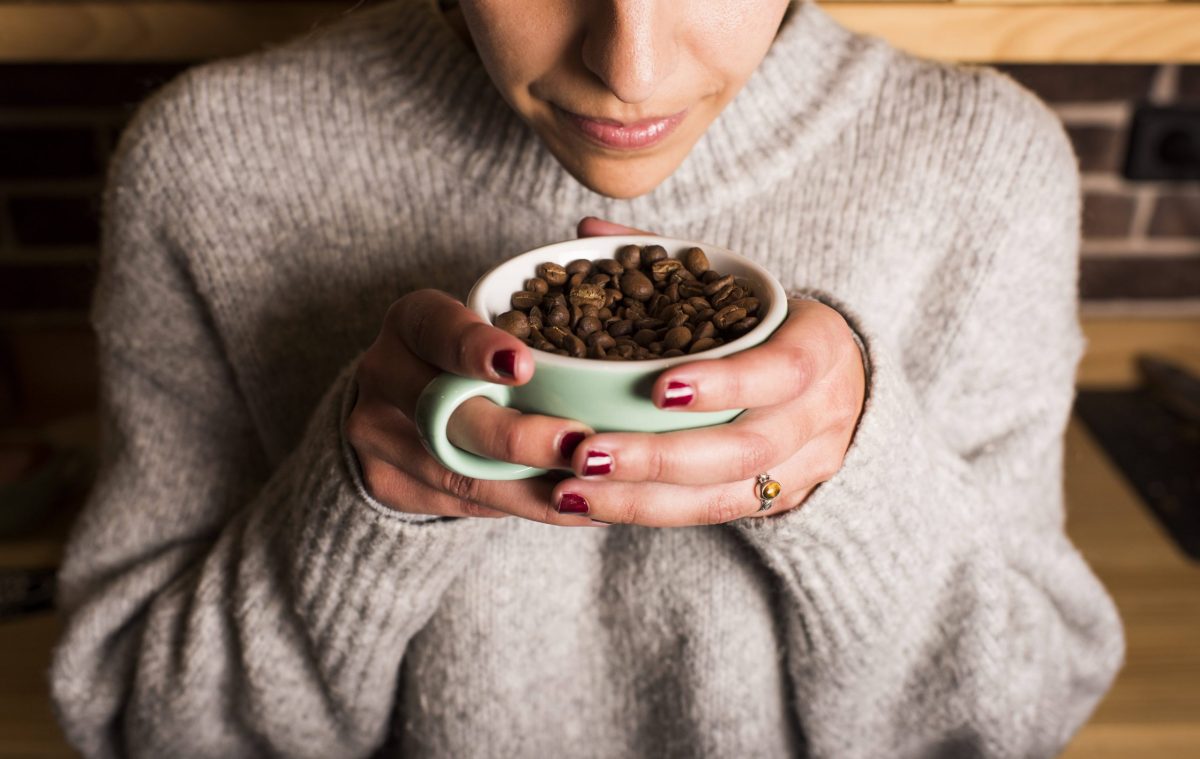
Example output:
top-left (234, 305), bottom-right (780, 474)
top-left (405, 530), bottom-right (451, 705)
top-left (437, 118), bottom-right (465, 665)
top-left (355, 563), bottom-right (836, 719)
top-left (1078, 317), bottom-right (1200, 388)
top-left (1, 417), bottom-right (1198, 756)
top-left (1, 1), bottom-right (1199, 62)
top-left (1059, 421), bottom-right (1200, 757)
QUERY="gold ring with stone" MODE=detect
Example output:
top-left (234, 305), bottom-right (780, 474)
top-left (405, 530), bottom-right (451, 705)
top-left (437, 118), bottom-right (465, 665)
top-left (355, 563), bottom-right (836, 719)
top-left (755, 473), bottom-right (782, 512)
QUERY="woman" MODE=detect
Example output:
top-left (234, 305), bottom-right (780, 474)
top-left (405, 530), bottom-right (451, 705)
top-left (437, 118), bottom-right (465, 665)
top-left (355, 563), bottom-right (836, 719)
top-left (51, 0), bottom-right (1123, 756)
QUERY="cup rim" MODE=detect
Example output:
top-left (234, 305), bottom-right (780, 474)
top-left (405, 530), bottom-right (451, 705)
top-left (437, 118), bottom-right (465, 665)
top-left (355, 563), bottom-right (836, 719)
top-left (467, 235), bottom-right (788, 373)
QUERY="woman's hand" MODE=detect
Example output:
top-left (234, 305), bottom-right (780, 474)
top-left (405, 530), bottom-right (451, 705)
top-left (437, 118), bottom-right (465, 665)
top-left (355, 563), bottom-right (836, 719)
top-left (554, 217), bottom-right (867, 526)
top-left (346, 289), bottom-right (602, 525)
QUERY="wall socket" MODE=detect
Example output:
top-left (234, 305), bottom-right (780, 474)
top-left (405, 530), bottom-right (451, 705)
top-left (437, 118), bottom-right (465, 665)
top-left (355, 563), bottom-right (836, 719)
top-left (1124, 105), bottom-right (1200, 181)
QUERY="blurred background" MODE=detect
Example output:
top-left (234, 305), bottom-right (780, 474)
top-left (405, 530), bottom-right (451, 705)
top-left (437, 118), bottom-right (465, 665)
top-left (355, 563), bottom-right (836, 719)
top-left (1, 1), bottom-right (1197, 756)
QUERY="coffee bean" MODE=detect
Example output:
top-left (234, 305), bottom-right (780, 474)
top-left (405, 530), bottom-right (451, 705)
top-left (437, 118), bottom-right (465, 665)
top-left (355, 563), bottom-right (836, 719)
top-left (693, 320), bottom-right (716, 341)
top-left (569, 283), bottom-right (606, 309)
top-left (688, 338), bottom-right (717, 354)
top-left (566, 259), bottom-right (593, 277)
top-left (495, 310), bottom-right (530, 339)
top-left (588, 273), bottom-right (611, 286)
top-left (563, 333), bottom-right (587, 357)
top-left (668, 312), bottom-right (690, 328)
top-left (633, 317), bottom-right (664, 331)
top-left (511, 290), bottom-right (542, 310)
top-left (650, 259), bottom-right (683, 283)
top-left (545, 292), bottom-right (567, 310)
top-left (547, 304), bottom-right (569, 327)
top-left (543, 324), bottom-right (569, 346)
top-left (711, 285), bottom-right (738, 309)
top-left (663, 325), bottom-right (692, 350)
top-left (700, 269), bottom-right (723, 284)
top-left (678, 280), bottom-right (706, 298)
top-left (658, 302), bottom-right (687, 322)
top-left (537, 262), bottom-right (568, 287)
top-left (665, 281), bottom-right (680, 302)
top-left (608, 319), bottom-right (633, 337)
top-left (713, 305), bottom-right (747, 329)
top-left (616, 244), bottom-right (641, 270)
top-left (729, 316), bottom-right (759, 335)
top-left (683, 247), bottom-right (710, 277)
top-left (733, 297), bottom-right (760, 315)
top-left (598, 307), bottom-right (612, 321)
top-left (620, 270), bottom-right (654, 301)
top-left (642, 245), bottom-right (668, 265)
top-left (703, 274), bottom-right (735, 296)
top-left (633, 329), bottom-right (657, 347)
top-left (662, 349), bottom-right (684, 358)
top-left (525, 277), bottom-right (549, 295)
top-left (597, 259), bottom-right (624, 276)
top-left (568, 271), bottom-right (587, 288)
top-left (587, 331), bottom-right (616, 351)
top-left (576, 315), bottom-right (602, 338)
top-left (648, 341), bottom-right (664, 353)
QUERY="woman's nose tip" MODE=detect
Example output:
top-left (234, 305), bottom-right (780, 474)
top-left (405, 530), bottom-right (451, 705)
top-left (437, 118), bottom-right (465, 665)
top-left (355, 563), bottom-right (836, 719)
top-left (581, 6), bottom-right (675, 104)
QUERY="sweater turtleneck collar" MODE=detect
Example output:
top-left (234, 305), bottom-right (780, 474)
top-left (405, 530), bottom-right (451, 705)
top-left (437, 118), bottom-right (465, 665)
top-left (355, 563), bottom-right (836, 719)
top-left (360, 0), bottom-right (890, 226)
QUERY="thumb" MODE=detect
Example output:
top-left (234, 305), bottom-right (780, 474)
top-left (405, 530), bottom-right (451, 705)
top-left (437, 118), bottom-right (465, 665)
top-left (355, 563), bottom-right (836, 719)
top-left (576, 216), bottom-right (656, 238)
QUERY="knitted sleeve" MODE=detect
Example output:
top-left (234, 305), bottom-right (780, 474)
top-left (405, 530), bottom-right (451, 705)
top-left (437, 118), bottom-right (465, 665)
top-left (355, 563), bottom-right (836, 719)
top-left (727, 85), bottom-right (1124, 758)
top-left (49, 77), bottom-right (494, 759)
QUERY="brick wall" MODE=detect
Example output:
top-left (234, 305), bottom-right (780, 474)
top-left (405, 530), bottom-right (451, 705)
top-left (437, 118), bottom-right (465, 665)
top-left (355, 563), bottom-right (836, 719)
top-left (0, 63), bottom-right (190, 423)
top-left (998, 64), bottom-right (1200, 314)
top-left (1, 62), bottom-right (1199, 422)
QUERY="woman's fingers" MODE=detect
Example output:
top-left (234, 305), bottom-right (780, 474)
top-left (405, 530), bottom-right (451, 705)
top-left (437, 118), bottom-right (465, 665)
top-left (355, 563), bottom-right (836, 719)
top-left (354, 406), bottom-right (601, 527)
top-left (549, 431), bottom-right (846, 526)
top-left (357, 453), bottom-right (511, 519)
top-left (388, 288), bottom-right (534, 384)
top-left (361, 289), bottom-right (534, 417)
top-left (650, 299), bottom-right (849, 413)
top-left (576, 216), bottom-right (654, 237)
top-left (446, 396), bottom-right (592, 470)
top-left (564, 400), bottom-right (813, 486)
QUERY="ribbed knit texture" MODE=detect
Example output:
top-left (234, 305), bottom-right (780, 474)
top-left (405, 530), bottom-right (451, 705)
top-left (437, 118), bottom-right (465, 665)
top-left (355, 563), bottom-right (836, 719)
top-left (50, 1), bottom-right (1124, 756)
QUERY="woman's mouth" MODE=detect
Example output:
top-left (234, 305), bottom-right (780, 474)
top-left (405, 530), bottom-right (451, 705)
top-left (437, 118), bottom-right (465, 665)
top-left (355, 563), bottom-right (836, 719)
top-left (554, 105), bottom-right (688, 151)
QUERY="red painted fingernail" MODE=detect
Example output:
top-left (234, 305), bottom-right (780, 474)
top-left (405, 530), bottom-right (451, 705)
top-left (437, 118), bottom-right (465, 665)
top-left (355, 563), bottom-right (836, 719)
top-left (559, 431), bottom-right (585, 461)
top-left (557, 493), bottom-right (589, 514)
top-left (492, 350), bottom-right (516, 378)
top-left (662, 380), bottom-right (694, 408)
top-left (583, 450), bottom-right (613, 476)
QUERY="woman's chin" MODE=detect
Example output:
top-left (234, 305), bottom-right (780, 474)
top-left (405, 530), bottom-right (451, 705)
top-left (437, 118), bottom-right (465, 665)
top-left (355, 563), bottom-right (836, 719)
top-left (546, 143), bottom-right (687, 200)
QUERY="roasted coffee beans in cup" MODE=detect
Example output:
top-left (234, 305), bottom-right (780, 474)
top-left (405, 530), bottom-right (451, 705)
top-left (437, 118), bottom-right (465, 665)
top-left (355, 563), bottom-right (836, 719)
top-left (493, 244), bottom-right (761, 360)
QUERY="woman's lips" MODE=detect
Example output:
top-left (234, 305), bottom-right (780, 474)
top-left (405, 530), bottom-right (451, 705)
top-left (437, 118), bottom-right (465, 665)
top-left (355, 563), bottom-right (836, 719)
top-left (556, 106), bottom-right (687, 151)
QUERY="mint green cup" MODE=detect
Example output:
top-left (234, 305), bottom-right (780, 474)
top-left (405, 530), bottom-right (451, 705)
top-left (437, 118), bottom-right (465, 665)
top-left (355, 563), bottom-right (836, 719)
top-left (414, 235), bottom-right (788, 480)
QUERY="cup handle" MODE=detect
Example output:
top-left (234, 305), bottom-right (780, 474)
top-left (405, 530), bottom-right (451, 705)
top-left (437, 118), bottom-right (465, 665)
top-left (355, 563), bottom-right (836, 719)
top-left (414, 373), bottom-right (549, 481)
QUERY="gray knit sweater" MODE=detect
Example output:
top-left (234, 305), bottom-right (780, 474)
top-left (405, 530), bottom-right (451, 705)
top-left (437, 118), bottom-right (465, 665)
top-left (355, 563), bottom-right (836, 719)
top-left (50, 1), bottom-right (1124, 756)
